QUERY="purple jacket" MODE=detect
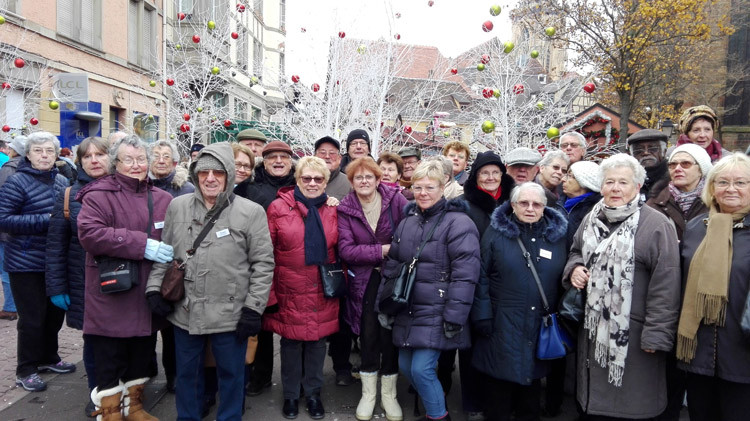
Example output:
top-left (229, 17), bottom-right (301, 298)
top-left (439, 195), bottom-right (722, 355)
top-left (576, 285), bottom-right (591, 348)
top-left (337, 184), bottom-right (407, 335)
top-left (76, 173), bottom-right (172, 337)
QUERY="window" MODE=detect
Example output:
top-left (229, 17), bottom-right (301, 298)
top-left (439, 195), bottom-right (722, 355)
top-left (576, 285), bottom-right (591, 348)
top-left (279, 52), bottom-right (285, 84)
top-left (212, 92), bottom-right (228, 109)
top-left (3, 1), bottom-right (20, 14)
top-left (0, 89), bottom-right (25, 130)
top-left (235, 100), bottom-right (247, 120)
top-left (177, 0), bottom-right (193, 13)
top-left (133, 112), bottom-right (159, 142)
top-left (279, 0), bottom-right (285, 29)
top-left (128, 1), bottom-right (158, 70)
top-left (237, 25), bottom-right (249, 70)
top-left (253, 0), bottom-right (263, 17)
top-left (57, 0), bottom-right (102, 49)
top-left (251, 106), bottom-right (261, 121)
top-left (253, 38), bottom-right (263, 75)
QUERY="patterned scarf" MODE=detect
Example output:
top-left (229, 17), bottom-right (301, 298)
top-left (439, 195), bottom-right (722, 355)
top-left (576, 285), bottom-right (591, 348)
top-left (668, 178), bottom-right (705, 216)
top-left (581, 195), bottom-right (641, 387)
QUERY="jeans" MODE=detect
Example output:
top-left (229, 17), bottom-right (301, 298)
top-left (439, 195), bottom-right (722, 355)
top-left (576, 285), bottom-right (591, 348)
top-left (85, 334), bottom-right (156, 390)
top-left (0, 243), bottom-right (16, 312)
top-left (686, 372), bottom-right (750, 421)
top-left (360, 270), bottom-right (398, 374)
top-left (280, 337), bottom-right (327, 400)
top-left (399, 348), bottom-right (446, 419)
top-left (9, 272), bottom-right (65, 377)
top-left (173, 326), bottom-right (247, 421)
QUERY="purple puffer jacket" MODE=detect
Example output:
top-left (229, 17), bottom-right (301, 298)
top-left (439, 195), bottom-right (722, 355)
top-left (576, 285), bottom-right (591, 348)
top-left (76, 173), bottom-right (172, 337)
top-left (337, 184), bottom-right (407, 335)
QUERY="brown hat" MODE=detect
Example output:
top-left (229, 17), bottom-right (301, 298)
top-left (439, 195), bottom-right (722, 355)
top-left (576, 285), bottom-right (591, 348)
top-left (262, 140), bottom-right (293, 157)
top-left (237, 128), bottom-right (267, 143)
top-left (678, 105), bottom-right (718, 134)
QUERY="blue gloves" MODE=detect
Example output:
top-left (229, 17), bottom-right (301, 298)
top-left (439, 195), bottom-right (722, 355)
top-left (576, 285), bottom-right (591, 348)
top-left (144, 239), bottom-right (174, 263)
top-left (50, 294), bottom-right (70, 311)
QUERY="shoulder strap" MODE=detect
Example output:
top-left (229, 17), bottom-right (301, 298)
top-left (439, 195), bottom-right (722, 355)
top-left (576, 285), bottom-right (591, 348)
top-left (387, 202), bottom-right (396, 237)
top-left (517, 237), bottom-right (550, 314)
top-left (413, 211), bottom-right (446, 261)
top-left (187, 194), bottom-right (234, 256)
top-left (146, 189), bottom-right (154, 237)
top-left (63, 186), bottom-right (72, 221)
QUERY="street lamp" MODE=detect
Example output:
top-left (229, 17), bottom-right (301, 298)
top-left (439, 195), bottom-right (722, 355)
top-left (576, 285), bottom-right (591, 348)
top-left (661, 118), bottom-right (675, 139)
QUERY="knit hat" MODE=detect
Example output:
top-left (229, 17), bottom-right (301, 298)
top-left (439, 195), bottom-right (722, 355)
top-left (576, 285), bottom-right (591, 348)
top-left (505, 147), bottom-right (542, 166)
top-left (346, 129), bottom-right (371, 151)
top-left (314, 136), bottom-right (341, 151)
top-left (398, 146), bottom-right (421, 160)
top-left (262, 140), bottom-right (293, 157)
top-left (679, 105), bottom-right (718, 134)
top-left (569, 161), bottom-right (601, 193)
top-left (471, 151), bottom-right (505, 175)
top-left (669, 143), bottom-right (713, 177)
top-left (237, 128), bottom-right (267, 143)
top-left (9, 135), bottom-right (27, 155)
top-left (626, 129), bottom-right (668, 148)
top-left (190, 143), bottom-right (205, 153)
top-left (193, 154), bottom-right (224, 174)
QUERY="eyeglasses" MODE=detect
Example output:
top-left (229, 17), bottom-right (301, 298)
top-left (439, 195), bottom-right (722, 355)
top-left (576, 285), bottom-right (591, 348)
top-left (412, 185), bottom-right (440, 194)
top-left (478, 170), bottom-right (502, 178)
top-left (349, 141), bottom-right (368, 148)
top-left (30, 147), bottom-right (56, 155)
top-left (198, 170), bottom-right (226, 177)
top-left (117, 156), bottom-right (148, 166)
top-left (315, 150), bottom-right (340, 157)
top-left (265, 153), bottom-right (291, 161)
top-left (547, 164), bottom-right (568, 172)
top-left (559, 142), bottom-right (580, 149)
top-left (235, 162), bottom-right (253, 171)
top-left (630, 145), bottom-right (662, 155)
top-left (714, 179), bottom-right (750, 189)
top-left (152, 153), bottom-right (173, 162)
top-left (668, 160), bottom-right (696, 170)
top-left (300, 176), bottom-right (325, 184)
top-left (515, 200), bottom-right (544, 210)
top-left (353, 174), bottom-right (376, 183)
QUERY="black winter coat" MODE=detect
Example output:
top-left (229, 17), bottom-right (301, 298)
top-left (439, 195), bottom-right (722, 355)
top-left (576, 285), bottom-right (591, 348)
top-left (45, 171), bottom-right (97, 329)
top-left (459, 168), bottom-right (514, 237)
top-left (471, 202), bottom-right (568, 385)
top-left (234, 165), bottom-right (295, 210)
top-left (0, 159), bottom-right (68, 272)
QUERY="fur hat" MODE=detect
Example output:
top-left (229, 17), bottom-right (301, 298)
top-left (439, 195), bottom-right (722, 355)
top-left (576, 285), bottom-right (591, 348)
top-left (679, 105), bottom-right (718, 134)
top-left (669, 143), bottom-right (713, 178)
top-left (193, 154), bottom-right (224, 174)
top-left (569, 161), bottom-right (601, 193)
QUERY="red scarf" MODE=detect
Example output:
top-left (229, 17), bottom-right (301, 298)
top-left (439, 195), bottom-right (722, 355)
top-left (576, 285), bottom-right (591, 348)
top-left (478, 185), bottom-right (502, 200)
top-left (676, 134), bottom-right (723, 162)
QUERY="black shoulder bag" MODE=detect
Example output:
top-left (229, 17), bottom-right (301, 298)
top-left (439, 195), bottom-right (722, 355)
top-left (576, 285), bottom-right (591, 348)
top-left (379, 211), bottom-right (445, 316)
top-left (96, 190), bottom-right (153, 294)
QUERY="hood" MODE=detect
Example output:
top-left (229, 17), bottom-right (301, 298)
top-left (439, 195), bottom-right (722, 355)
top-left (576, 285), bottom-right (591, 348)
top-left (489, 201), bottom-right (567, 242)
top-left (338, 183), bottom-right (402, 218)
top-left (189, 142), bottom-right (235, 208)
top-left (76, 172), bottom-right (153, 202)
top-left (463, 166), bottom-right (515, 214)
top-left (404, 197), bottom-right (470, 218)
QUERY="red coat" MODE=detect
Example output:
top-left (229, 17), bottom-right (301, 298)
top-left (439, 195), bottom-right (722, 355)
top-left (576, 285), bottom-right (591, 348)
top-left (263, 186), bottom-right (339, 341)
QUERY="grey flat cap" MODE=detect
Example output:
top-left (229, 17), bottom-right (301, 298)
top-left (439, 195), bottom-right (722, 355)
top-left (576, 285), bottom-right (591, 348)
top-left (505, 147), bottom-right (542, 166)
top-left (626, 129), bottom-right (668, 147)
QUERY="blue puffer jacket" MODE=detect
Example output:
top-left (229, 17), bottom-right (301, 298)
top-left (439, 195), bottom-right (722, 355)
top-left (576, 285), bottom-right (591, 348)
top-left (0, 158), bottom-right (68, 272)
top-left (378, 197), bottom-right (480, 351)
top-left (471, 202), bottom-right (567, 385)
top-left (45, 171), bottom-right (97, 329)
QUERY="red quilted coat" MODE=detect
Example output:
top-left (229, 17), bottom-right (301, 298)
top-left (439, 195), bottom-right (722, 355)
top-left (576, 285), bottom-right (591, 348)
top-left (262, 186), bottom-right (340, 341)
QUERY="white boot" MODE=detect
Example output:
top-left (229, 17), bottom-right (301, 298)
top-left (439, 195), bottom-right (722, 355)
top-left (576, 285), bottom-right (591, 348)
top-left (356, 371), bottom-right (378, 420)
top-left (91, 384), bottom-right (124, 421)
top-left (380, 373), bottom-right (403, 421)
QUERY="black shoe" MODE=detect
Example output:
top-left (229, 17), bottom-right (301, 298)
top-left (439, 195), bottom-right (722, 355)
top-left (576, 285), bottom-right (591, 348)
top-left (335, 371), bottom-right (355, 386)
top-left (246, 379), bottom-right (272, 396)
top-left (201, 397), bottom-right (216, 419)
top-left (542, 406), bottom-right (562, 417)
top-left (283, 399), bottom-right (299, 419)
top-left (84, 398), bottom-right (96, 418)
top-left (306, 396), bottom-right (325, 419)
top-left (166, 376), bottom-right (176, 393)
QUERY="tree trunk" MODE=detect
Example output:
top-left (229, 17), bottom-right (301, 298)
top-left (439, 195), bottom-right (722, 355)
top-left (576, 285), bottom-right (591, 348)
top-left (619, 91), bottom-right (632, 152)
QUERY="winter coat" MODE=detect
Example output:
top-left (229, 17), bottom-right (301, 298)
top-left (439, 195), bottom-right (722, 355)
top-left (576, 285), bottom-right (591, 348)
top-left (641, 160), bottom-right (670, 200)
top-left (0, 158), bottom-right (68, 272)
top-left (45, 171), bottom-right (99, 330)
top-left (77, 173), bottom-right (172, 337)
top-left (151, 166), bottom-right (195, 198)
top-left (379, 198), bottom-right (480, 351)
top-left (564, 205), bottom-right (681, 418)
top-left (0, 155), bottom-right (21, 186)
top-left (678, 213), bottom-right (750, 384)
top-left (454, 171), bottom-right (468, 186)
top-left (55, 158), bottom-right (77, 185)
top-left (534, 176), bottom-right (566, 215)
top-left (147, 143), bottom-right (274, 334)
top-left (645, 179), bottom-right (708, 241)
top-left (234, 165), bottom-right (296, 210)
top-left (459, 168), bottom-right (514, 237)
top-left (471, 202), bottom-right (568, 385)
top-left (337, 184), bottom-right (407, 335)
top-left (564, 192), bottom-right (601, 247)
top-left (443, 179), bottom-right (464, 200)
top-left (262, 186), bottom-right (340, 341)
top-left (325, 168), bottom-right (352, 200)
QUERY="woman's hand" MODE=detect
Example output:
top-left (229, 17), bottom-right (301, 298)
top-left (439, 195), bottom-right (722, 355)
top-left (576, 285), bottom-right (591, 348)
top-left (571, 266), bottom-right (590, 289)
top-left (326, 197), bottom-right (340, 207)
top-left (381, 244), bottom-right (391, 258)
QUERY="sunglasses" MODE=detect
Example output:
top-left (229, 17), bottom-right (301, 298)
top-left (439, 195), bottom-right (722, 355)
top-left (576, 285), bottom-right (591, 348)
top-left (300, 176), bottom-right (325, 184)
top-left (668, 160), bottom-right (696, 170)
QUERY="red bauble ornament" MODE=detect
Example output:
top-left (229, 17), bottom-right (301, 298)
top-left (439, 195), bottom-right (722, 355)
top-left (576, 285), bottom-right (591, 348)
top-left (364, 109), bottom-right (371, 116)
top-left (311, 83), bottom-right (320, 92)
top-left (29, 118), bottom-right (38, 125)
top-left (482, 88), bottom-right (494, 98)
top-left (404, 125), bottom-right (413, 134)
top-left (394, 34), bottom-right (401, 40)
top-left (1, 82), bottom-right (10, 90)
top-left (223, 119), bottom-right (232, 127)
top-left (231, 32), bottom-right (239, 39)
top-left (166, 78), bottom-right (175, 86)
top-left (14, 58), bottom-right (25, 68)
top-left (236, 4), bottom-right (245, 12)
top-left (183, 92), bottom-right (190, 98)
top-left (180, 124), bottom-right (190, 133)
top-left (481, 54), bottom-right (490, 64)
top-left (291, 75), bottom-right (300, 83)
top-left (183, 113), bottom-right (191, 121)
top-left (2, 125), bottom-right (10, 132)
top-left (428, 1), bottom-right (434, 6)
top-left (583, 82), bottom-right (596, 93)
top-left (300, 27), bottom-right (306, 32)
top-left (450, 68), bottom-right (458, 75)
top-left (178, 12), bottom-right (186, 21)
top-left (513, 84), bottom-right (525, 95)
top-left (338, 31), bottom-right (346, 38)
top-left (192, 34), bottom-right (201, 43)
top-left (482, 21), bottom-right (494, 32)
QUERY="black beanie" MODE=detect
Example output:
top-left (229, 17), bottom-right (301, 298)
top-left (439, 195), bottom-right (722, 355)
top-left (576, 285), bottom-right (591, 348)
top-left (471, 151), bottom-right (506, 176)
top-left (346, 129), bottom-right (371, 152)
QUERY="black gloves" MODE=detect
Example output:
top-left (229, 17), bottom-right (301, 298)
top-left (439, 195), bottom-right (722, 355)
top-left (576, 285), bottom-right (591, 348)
top-left (443, 321), bottom-right (463, 339)
top-left (474, 319), bottom-right (493, 338)
top-left (264, 303), bottom-right (279, 314)
top-left (236, 307), bottom-right (262, 343)
top-left (146, 291), bottom-right (173, 318)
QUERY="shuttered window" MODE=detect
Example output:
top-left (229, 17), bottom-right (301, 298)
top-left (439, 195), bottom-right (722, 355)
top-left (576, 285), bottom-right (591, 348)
top-left (128, 0), bottom-right (158, 70)
top-left (56, 0), bottom-right (102, 49)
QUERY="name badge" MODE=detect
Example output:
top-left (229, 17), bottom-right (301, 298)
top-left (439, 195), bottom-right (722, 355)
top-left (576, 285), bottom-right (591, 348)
top-left (216, 228), bottom-right (230, 238)
top-left (154, 221), bottom-right (164, 229)
top-left (539, 249), bottom-right (552, 259)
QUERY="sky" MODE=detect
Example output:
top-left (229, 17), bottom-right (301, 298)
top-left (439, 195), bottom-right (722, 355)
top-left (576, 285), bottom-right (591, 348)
top-left (285, 0), bottom-right (518, 83)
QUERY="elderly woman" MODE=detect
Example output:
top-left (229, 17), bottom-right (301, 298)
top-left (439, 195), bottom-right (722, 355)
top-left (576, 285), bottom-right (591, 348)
top-left (45, 136), bottom-right (110, 412)
top-left (677, 153), bottom-right (750, 421)
top-left (565, 153), bottom-right (681, 419)
top-left (378, 152), bottom-right (413, 200)
top-left (562, 161), bottom-right (602, 245)
top-left (0, 131), bottom-right (72, 392)
top-left (146, 142), bottom-right (274, 420)
top-left (231, 142), bottom-right (255, 187)
top-left (471, 182), bottom-right (568, 420)
top-left (264, 156), bottom-right (339, 420)
top-left (337, 157), bottom-right (407, 421)
top-left (535, 150), bottom-right (569, 210)
top-left (377, 160), bottom-right (480, 421)
top-left (77, 135), bottom-right (174, 420)
top-left (647, 144), bottom-right (712, 241)
top-left (674, 105), bottom-right (729, 163)
top-left (461, 151), bottom-right (515, 235)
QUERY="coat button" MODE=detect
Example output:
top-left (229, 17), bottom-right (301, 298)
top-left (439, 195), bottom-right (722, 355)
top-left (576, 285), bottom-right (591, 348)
top-left (528, 341), bottom-right (533, 346)
top-left (117, 236), bottom-right (123, 241)
top-left (531, 306), bottom-right (535, 310)
top-left (229, 296), bottom-right (234, 301)
top-left (531, 238), bottom-right (536, 242)
top-left (313, 308), bottom-right (317, 312)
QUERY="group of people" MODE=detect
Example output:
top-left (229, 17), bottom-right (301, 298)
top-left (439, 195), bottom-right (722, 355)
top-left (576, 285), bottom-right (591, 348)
top-left (0, 103), bottom-right (748, 421)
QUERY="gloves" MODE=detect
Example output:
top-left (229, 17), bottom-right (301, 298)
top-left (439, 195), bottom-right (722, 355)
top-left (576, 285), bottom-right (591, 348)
top-left (236, 307), bottom-right (262, 343)
top-left (378, 313), bottom-right (395, 330)
top-left (144, 239), bottom-right (174, 263)
top-left (443, 322), bottom-right (463, 339)
top-left (474, 319), bottom-right (493, 338)
top-left (263, 303), bottom-right (279, 314)
top-left (146, 291), bottom-right (173, 318)
top-left (50, 294), bottom-right (70, 311)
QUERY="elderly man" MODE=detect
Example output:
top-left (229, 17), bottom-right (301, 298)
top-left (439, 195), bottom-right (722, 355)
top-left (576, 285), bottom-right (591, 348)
top-left (558, 132), bottom-right (587, 164)
top-left (150, 140), bottom-right (195, 198)
top-left (442, 140), bottom-right (471, 186)
top-left (398, 147), bottom-right (421, 189)
top-left (626, 129), bottom-right (669, 199)
top-left (237, 129), bottom-right (267, 162)
top-left (505, 147), bottom-right (542, 184)
top-left (314, 136), bottom-right (351, 200)
top-left (190, 143), bottom-right (205, 161)
top-left (341, 129), bottom-right (372, 173)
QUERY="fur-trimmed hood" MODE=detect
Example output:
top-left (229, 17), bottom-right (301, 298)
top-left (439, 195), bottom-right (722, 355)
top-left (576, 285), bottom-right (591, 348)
top-left (404, 196), bottom-right (470, 218)
top-left (489, 201), bottom-right (567, 242)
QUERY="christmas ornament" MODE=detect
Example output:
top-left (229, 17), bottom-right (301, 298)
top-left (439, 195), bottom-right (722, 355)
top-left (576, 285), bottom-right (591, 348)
top-left (338, 31), bottom-right (346, 38)
top-left (192, 34), bottom-right (201, 43)
top-left (49, 100), bottom-right (60, 110)
top-left (170, 134), bottom-right (175, 139)
top-left (300, 27), bottom-right (306, 32)
top-left (530, 50), bottom-right (539, 59)
top-left (2, 125), bottom-right (10, 132)
top-left (1, 82), bottom-right (10, 89)
top-left (481, 54), bottom-right (490, 64)
top-left (311, 83), bottom-right (320, 92)
top-left (482, 21), bottom-right (494, 32)
top-left (536, 101), bottom-right (545, 110)
top-left (583, 82), bottom-right (596, 93)
top-left (231, 32), bottom-right (238, 39)
top-left (490, 5), bottom-right (501, 16)
top-left (450, 68), bottom-right (458, 75)
top-left (477, 63), bottom-right (485, 71)
top-left (22, 124), bottom-right (27, 130)
top-left (546, 127), bottom-right (560, 138)
top-left (404, 125), bottom-right (413, 134)
top-left (166, 78), bottom-right (175, 86)
top-left (175, 44), bottom-right (182, 50)
top-left (14, 58), bottom-right (25, 68)
top-left (291, 75), bottom-right (300, 83)
top-left (237, 3), bottom-right (245, 12)
top-left (149, 80), bottom-right (157, 87)
top-left (394, 34), bottom-right (401, 40)
top-left (481, 120), bottom-right (495, 134)
top-left (443, 131), bottom-right (451, 137)
top-left (183, 92), bottom-right (190, 98)
top-left (364, 109), bottom-right (371, 116)
top-left (180, 124), bottom-right (190, 132)
top-left (357, 45), bottom-right (366, 54)
top-left (207, 20), bottom-right (216, 30)
top-left (183, 113), bottom-right (191, 121)
top-left (250, 76), bottom-right (259, 85)
top-left (482, 88), bottom-right (494, 99)
top-left (513, 84), bottom-right (524, 94)
top-left (428, 1), bottom-right (434, 6)
top-left (211, 66), bottom-right (220, 75)
top-left (493, 90), bottom-right (500, 98)
top-left (196, 106), bottom-right (204, 112)
top-left (545, 27), bottom-right (556, 36)
top-left (224, 119), bottom-right (232, 127)
top-left (0, 16), bottom-right (5, 25)
top-left (503, 42), bottom-right (514, 54)
top-left (178, 12), bottom-right (186, 21)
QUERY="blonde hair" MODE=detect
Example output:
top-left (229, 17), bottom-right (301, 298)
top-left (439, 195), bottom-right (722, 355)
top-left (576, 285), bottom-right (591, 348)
top-left (442, 141), bottom-right (470, 159)
top-left (412, 159), bottom-right (447, 187)
top-left (295, 156), bottom-right (331, 183)
top-left (231, 142), bottom-right (255, 164)
top-left (702, 152), bottom-right (750, 208)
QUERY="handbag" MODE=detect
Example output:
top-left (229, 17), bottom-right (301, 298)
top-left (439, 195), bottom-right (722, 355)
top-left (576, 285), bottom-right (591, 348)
top-left (320, 260), bottom-right (347, 299)
top-left (558, 286), bottom-right (585, 324)
top-left (379, 211), bottom-right (445, 316)
top-left (161, 195), bottom-right (233, 302)
top-left (741, 291), bottom-right (750, 340)
top-left (96, 190), bottom-right (153, 294)
top-left (517, 238), bottom-right (574, 360)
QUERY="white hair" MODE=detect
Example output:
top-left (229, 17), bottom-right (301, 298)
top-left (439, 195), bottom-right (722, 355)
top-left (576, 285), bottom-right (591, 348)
top-left (559, 131), bottom-right (587, 148)
top-left (25, 131), bottom-right (61, 156)
top-left (599, 153), bottom-right (646, 186)
top-left (109, 135), bottom-right (150, 173)
top-left (538, 150), bottom-right (570, 167)
top-left (509, 182), bottom-right (547, 205)
top-left (150, 140), bottom-right (181, 163)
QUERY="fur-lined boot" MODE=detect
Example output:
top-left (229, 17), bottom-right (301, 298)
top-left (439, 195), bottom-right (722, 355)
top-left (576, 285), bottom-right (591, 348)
top-left (356, 371), bottom-right (378, 420)
top-left (91, 385), bottom-right (123, 421)
top-left (381, 373), bottom-right (403, 420)
top-left (122, 378), bottom-right (158, 421)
